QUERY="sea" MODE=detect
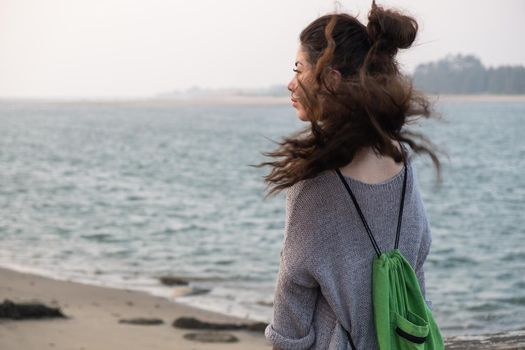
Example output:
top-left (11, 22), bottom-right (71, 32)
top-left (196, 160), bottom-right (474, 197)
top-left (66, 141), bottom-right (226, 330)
top-left (0, 98), bottom-right (523, 337)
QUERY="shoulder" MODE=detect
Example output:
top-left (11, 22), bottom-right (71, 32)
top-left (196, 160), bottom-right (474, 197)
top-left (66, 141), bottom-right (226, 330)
top-left (281, 172), bottom-right (336, 287)
top-left (286, 170), bottom-right (337, 216)
top-left (283, 170), bottom-right (338, 257)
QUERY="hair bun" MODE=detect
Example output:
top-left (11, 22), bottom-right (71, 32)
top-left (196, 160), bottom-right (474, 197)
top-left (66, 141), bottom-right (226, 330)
top-left (366, 0), bottom-right (418, 56)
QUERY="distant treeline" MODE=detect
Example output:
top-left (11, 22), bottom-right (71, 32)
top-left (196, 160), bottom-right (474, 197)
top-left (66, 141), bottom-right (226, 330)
top-left (412, 54), bottom-right (525, 94)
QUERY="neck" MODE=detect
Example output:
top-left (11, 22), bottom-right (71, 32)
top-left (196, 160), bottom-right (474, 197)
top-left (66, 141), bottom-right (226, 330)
top-left (339, 144), bottom-right (404, 184)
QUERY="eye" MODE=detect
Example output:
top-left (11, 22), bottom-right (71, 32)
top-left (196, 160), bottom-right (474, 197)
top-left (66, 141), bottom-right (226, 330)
top-left (293, 68), bottom-right (300, 73)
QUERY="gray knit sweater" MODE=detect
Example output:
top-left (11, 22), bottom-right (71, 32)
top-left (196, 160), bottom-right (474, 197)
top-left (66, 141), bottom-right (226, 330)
top-left (264, 154), bottom-right (433, 350)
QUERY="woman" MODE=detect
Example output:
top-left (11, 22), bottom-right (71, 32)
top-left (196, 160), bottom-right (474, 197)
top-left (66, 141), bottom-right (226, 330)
top-left (255, 1), bottom-right (441, 349)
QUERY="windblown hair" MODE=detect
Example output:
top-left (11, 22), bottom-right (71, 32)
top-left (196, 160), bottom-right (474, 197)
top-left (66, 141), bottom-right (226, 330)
top-left (254, 1), bottom-right (442, 198)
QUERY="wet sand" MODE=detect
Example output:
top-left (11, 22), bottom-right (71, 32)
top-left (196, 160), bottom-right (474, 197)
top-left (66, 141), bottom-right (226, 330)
top-left (0, 267), bottom-right (270, 350)
top-left (1, 266), bottom-right (524, 349)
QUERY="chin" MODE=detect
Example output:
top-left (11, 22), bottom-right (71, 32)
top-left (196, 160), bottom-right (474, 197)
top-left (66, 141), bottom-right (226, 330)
top-left (298, 113), bottom-right (309, 122)
top-left (296, 107), bottom-right (309, 121)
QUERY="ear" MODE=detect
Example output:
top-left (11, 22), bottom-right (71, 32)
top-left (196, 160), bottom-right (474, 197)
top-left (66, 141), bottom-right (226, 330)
top-left (326, 68), bottom-right (342, 91)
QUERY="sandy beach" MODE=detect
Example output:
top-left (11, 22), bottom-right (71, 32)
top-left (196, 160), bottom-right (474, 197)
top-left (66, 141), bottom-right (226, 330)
top-left (2, 265), bottom-right (525, 350)
top-left (0, 267), bottom-right (270, 350)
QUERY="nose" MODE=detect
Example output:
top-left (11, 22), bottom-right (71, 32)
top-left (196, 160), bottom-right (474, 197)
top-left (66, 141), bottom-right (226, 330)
top-left (287, 76), bottom-right (297, 93)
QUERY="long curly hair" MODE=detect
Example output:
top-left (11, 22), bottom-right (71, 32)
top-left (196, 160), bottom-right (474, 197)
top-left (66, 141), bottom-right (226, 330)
top-left (254, 1), bottom-right (442, 198)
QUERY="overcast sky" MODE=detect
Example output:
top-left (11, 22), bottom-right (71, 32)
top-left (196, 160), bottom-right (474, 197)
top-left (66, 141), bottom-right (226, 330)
top-left (0, 0), bottom-right (523, 99)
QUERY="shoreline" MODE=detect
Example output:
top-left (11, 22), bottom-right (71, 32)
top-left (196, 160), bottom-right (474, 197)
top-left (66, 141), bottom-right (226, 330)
top-left (0, 266), bottom-right (270, 350)
top-left (2, 266), bottom-right (525, 350)
top-left (0, 260), bottom-right (271, 324)
top-left (1, 94), bottom-right (525, 107)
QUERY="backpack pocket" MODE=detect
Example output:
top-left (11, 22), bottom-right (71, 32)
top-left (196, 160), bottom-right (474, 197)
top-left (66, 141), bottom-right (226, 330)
top-left (392, 309), bottom-right (429, 350)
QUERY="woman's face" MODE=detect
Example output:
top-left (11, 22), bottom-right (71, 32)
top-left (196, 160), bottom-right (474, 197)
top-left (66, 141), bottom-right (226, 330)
top-left (287, 46), bottom-right (312, 122)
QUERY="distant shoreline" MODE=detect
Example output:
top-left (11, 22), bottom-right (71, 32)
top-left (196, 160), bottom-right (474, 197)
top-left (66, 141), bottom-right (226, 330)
top-left (1, 94), bottom-right (525, 107)
top-left (428, 94), bottom-right (525, 102)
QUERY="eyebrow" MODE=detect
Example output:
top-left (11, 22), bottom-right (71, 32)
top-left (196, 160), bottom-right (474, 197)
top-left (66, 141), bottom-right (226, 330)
top-left (294, 61), bottom-right (304, 67)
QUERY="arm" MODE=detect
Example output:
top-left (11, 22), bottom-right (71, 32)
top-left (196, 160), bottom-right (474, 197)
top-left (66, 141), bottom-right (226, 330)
top-left (264, 183), bottom-right (320, 350)
top-left (265, 250), bottom-right (319, 350)
top-left (415, 225), bottom-right (433, 310)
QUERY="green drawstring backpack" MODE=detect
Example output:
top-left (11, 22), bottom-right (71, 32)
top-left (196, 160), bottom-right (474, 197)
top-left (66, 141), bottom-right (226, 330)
top-left (334, 154), bottom-right (444, 350)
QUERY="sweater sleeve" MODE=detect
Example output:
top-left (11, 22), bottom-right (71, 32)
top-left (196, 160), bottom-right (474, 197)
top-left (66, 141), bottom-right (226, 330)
top-left (415, 223), bottom-right (433, 310)
top-left (411, 161), bottom-right (433, 311)
top-left (264, 182), bottom-right (321, 350)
